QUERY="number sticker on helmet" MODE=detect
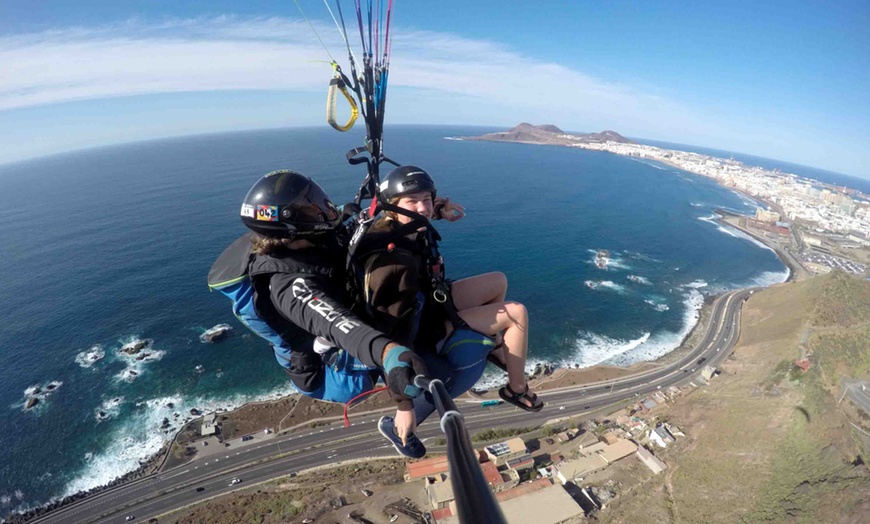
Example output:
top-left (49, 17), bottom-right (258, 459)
top-left (240, 204), bottom-right (255, 218)
top-left (257, 205), bottom-right (278, 222)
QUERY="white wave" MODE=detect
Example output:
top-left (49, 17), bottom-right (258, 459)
top-left (722, 224), bottom-right (777, 254)
top-left (683, 280), bottom-right (708, 289)
top-left (94, 397), bottom-right (124, 422)
top-left (644, 299), bottom-right (670, 312)
top-left (627, 275), bottom-right (652, 285)
top-left (23, 386), bottom-right (40, 397)
top-left (698, 214), bottom-right (739, 238)
top-left (745, 269), bottom-right (790, 288)
top-left (690, 202), bottom-right (704, 207)
top-left (0, 495), bottom-right (10, 506)
top-left (623, 251), bottom-right (661, 263)
top-left (731, 190), bottom-right (762, 210)
top-left (75, 345), bottom-right (106, 368)
top-left (629, 158), bottom-right (667, 170)
top-left (443, 136), bottom-right (462, 141)
top-left (604, 289), bottom-right (704, 366)
top-left (62, 382), bottom-right (300, 499)
top-left (116, 368), bottom-right (141, 383)
top-left (565, 332), bottom-right (653, 369)
top-left (474, 369), bottom-right (509, 392)
top-left (717, 225), bottom-right (738, 237)
top-left (113, 341), bottom-right (166, 383)
top-left (584, 280), bottom-right (628, 294)
top-left (516, 287), bottom-right (704, 372)
top-left (606, 257), bottom-right (632, 271)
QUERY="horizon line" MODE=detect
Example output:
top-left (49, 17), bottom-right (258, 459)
top-left (0, 123), bottom-right (865, 185)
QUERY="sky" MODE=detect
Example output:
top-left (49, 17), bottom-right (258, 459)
top-left (1, 0), bottom-right (868, 178)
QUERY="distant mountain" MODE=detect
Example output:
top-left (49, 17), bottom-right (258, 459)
top-left (462, 124), bottom-right (633, 146)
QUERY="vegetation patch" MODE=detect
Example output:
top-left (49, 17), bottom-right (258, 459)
top-left (471, 427), bottom-right (535, 442)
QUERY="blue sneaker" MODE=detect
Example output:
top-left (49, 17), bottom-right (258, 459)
top-left (378, 416), bottom-right (427, 459)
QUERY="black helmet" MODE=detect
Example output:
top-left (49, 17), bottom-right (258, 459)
top-left (240, 170), bottom-right (341, 239)
top-left (379, 165), bottom-right (437, 202)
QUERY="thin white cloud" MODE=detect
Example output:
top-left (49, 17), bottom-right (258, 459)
top-left (1, 16), bottom-right (865, 176)
top-left (0, 15), bottom-right (705, 134)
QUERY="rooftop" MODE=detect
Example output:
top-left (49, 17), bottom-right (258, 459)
top-left (406, 456), bottom-right (450, 480)
top-left (437, 482), bottom-right (583, 524)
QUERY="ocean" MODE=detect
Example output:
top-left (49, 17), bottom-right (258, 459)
top-left (0, 125), bottom-right (812, 512)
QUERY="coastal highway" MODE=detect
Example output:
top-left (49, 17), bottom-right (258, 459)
top-left (31, 287), bottom-right (755, 524)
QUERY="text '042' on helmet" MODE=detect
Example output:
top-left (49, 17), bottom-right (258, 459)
top-left (240, 170), bottom-right (342, 239)
top-left (379, 165), bottom-right (437, 202)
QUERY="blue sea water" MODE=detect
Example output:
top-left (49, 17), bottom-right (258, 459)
top-left (0, 126), bottom-right (788, 512)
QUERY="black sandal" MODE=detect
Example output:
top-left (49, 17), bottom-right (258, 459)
top-left (499, 383), bottom-right (544, 412)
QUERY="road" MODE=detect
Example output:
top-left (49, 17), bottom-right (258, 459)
top-left (842, 379), bottom-right (870, 414)
top-left (31, 288), bottom-right (755, 524)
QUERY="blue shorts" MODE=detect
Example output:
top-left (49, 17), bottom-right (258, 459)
top-left (294, 349), bottom-right (377, 405)
top-left (413, 328), bottom-right (494, 423)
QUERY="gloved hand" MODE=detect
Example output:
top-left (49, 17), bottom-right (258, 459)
top-left (382, 345), bottom-right (429, 403)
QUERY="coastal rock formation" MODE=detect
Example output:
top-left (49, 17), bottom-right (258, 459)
top-left (463, 123), bottom-right (633, 146)
top-left (118, 339), bottom-right (152, 355)
top-left (200, 323), bottom-right (233, 343)
top-left (25, 397), bottom-right (39, 410)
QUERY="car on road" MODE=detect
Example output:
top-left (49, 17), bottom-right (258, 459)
top-left (195, 487), bottom-right (205, 492)
top-left (241, 435), bottom-right (254, 442)
top-left (230, 477), bottom-right (241, 486)
top-left (544, 438), bottom-right (555, 445)
top-left (361, 489), bottom-right (373, 497)
top-left (302, 519), bottom-right (314, 524)
top-left (559, 406), bottom-right (566, 410)
top-left (125, 517), bottom-right (134, 522)
top-left (697, 357), bottom-right (707, 365)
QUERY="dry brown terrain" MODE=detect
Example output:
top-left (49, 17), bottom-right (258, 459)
top-left (164, 459), bottom-right (413, 524)
top-left (600, 271), bottom-right (870, 524)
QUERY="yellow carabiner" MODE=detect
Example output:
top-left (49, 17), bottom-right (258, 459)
top-left (326, 66), bottom-right (358, 132)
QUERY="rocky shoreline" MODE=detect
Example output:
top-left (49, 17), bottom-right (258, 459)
top-left (6, 441), bottom-right (169, 524)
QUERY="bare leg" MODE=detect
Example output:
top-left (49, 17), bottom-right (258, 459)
top-left (450, 272), bottom-right (507, 310)
top-left (457, 301), bottom-right (532, 407)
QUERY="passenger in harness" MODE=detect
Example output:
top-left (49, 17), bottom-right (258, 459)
top-left (357, 165), bottom-right (543, 457)
top-left (209, 170), bottom-right (428, 408)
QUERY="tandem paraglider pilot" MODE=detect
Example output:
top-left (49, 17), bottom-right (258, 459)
top-left (208, 170), bottom-right (429, 413)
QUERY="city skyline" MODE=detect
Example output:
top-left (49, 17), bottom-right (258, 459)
top-left (1, 1), bottom-right (868, 179)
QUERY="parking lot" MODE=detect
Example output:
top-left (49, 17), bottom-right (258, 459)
top-left (800, 250), bottom-right (866, 275)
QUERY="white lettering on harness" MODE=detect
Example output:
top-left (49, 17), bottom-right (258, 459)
top-left (291, 278), bottom-right (358, 334)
